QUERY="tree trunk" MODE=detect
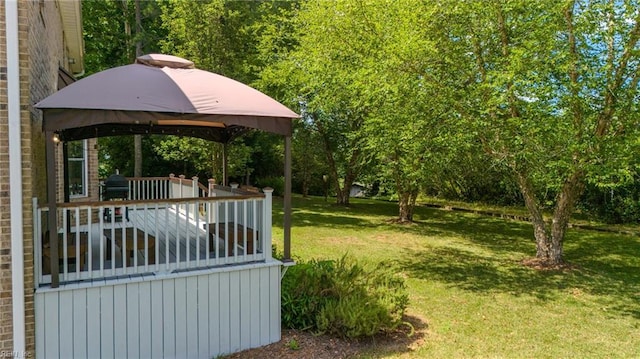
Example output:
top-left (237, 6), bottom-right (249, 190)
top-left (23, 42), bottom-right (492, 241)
top-left (549, 170), bottom-right (586, 264)
top-left (515, 171), bottom-right (553, 262)
top-left (516, 170), bottom-right (585, 266)
top-left (313, 114), bottom-right (361, 206)
top-left (336, 184), bottom-right (351, 205)
top-left (398, 190), bottom-right (418, 222)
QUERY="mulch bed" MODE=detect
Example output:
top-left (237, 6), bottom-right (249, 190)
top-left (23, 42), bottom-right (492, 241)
top-left (223, 314), bottom-right (428, 359)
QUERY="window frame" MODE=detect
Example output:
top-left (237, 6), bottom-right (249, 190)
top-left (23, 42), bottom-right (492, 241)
top-left (67, 139), bottom-right (88, 198)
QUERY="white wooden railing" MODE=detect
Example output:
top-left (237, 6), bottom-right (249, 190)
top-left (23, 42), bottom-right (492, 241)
top-left (34, 178), bottom-right (272, 287)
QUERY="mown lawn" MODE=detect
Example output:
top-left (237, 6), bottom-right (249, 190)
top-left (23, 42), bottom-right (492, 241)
top-left (271, 195), bottom-right (640, 358)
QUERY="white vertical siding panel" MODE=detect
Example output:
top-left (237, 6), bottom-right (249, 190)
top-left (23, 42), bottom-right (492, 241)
top-left (208, 274), bottom-right (220, 356)
top-left (228, 271), bottom-right (241, 353)
top-left (259, 268), bottom-right (271, 346)
top-left (249, 268), bottom-right (261, 348)
top-left (35, 294), bottom-right (45, 357)
top-left (138, 281), bottom-right (152, 359)
top-left (239, 270), bottom-right (251, 349)
top-left (59, 290), bottom-right (74, 358)
top-left (150, 280), bottom-right (164, 359)
top-left (35, 262), bottom-right (283, 359)
top-left (186, 276), bottom-right (199, 359)
top-left (163, 279), bottom-right (176, 358)
top-left (218, 272), bottom-right (230, 354)
top-left (197, 276), bottom-right (210, 359)
top-left (175, 278), bottom-right (188, 357)
top-left (72, 289), bottom-right (88, 358)
top-left (114, 285), bottom-right (128, 358)
top-left (86, 287), bottom-right (101, 359)
top-left (43, 292), bottom-right (59, 357)
top-left (100, 286), bottom-right (115, 358)
top-left (269, 266), bottom-right (281, 343)
top-left (126, 283), bottom-right (140, 358)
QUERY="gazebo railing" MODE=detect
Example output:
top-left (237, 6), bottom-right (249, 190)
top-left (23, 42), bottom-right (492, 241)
top-left (33, 186), bottom-right (272, 287)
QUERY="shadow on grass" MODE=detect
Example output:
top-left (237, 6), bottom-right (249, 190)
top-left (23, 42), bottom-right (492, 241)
top-left (272, 196), bottom-right (402, 230)
top-left (408, 208), bottom-right (536, 257)
top-left (396, 246), bottom-right (566, 301)
top-left (275, 195), bottom-right (640, 319)
top-left (356, 314), bottom-right (429, 358)
top-left (564, 231), bottom-right (640, 318)
top-left (397, 220), bottom-right (640, 319)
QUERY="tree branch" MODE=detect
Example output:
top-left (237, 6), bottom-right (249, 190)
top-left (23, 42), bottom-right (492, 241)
top-left (595, 7), bottom-right (640, 137)
top-left (563, 0), bottom-right (583, 134)
top-left (496, 5), bottom-right (520, 120)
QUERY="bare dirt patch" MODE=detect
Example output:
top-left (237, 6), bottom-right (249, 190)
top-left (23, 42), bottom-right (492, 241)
top-left (223, 314), bottom-right (428, 359)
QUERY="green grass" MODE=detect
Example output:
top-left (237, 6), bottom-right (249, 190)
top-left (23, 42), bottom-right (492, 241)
top-left (271, 195), bottom-right (640, 358)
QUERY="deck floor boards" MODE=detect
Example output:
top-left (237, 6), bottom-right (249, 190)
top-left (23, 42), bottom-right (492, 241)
top-left (73, 206), bottom-right (234, 271)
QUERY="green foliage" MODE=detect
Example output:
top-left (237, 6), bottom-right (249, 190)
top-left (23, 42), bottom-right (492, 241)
top-left (98, 135), bottom-right (177, 177)
top-left (580, 181), bottom-right (640, 224)
top-left (286, 338), bottom-right (300, 351)
top-left (281, 255), bottom-right (408, 338)
top-left (84, 0), bottom-right (640, 229)
top-left (281, 259), bottom-right (333, 330)
top-left (83, 0), bottom-right (167, 75)
top-left (254, 176), bottom-right (284, 197)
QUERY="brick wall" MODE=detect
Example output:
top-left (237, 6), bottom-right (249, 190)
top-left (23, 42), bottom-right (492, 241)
top-left (27, 2), bottom-right (70, 355)
top-left (0, 0), bottom-right (80, 354)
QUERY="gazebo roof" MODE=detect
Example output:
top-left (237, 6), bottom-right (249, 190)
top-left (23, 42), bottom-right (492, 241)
top-left (36, 54), bottom-right (298, 142)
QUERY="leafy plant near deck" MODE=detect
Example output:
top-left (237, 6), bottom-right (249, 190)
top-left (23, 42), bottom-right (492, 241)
top-left (281, 255), bottom-right (408, 338)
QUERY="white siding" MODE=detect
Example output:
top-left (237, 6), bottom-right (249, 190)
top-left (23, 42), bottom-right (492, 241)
top-left (35, 261), bottom-right (282, 358)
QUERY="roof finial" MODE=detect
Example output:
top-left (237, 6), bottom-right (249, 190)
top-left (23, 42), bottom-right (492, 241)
top-left (135, 54), bottom-right (195, 69)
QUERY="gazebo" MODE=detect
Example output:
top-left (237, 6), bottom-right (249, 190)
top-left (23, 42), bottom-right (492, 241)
top-left (33, 54), bottom-right (297, 358)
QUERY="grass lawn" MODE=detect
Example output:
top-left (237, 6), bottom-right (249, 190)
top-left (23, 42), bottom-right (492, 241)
top-left (271, 195), bottom-right (640, 358)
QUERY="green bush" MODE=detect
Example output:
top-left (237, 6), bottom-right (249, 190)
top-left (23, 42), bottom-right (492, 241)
top-left (281, 255), bottom-right (409, 338)
top-left (254, 176), bottom-right (285, 196)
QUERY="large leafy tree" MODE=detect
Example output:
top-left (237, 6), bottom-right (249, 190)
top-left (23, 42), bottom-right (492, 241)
top-left (83, 0), bottom-right (167, 177)
top-left (434, 0), bottom-right (640, 265)
top-left (259, 0), bottom-right (460, 218)
top-left (259, 1), bottom-right (381, 206)
top-left (156, 0), bottom-right (289, 183)
top-left (353, 1), bottom-right (463, 222)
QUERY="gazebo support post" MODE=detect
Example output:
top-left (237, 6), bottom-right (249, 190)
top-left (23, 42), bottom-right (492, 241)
top-left (283, 135), bottom-right (292, 261)
top-left (222, 142), bottom-right (228, 186)
top-left (45, 131), bottom-right (59, 288)
top-left (62, 141), bottom-right (70, 203)
top-left (62, 141), bottom-right (70, 231)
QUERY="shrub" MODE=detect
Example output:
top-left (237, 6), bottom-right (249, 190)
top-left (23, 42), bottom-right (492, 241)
top-left (281, 255), bottom-right (409, 338)
top-left (254, 176), bottom-right (285, 196)
top-left (281, 259), bottom-right (334, 330)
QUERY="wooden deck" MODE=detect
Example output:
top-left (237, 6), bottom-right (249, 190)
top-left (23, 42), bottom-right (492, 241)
top-left (97, 205), bottom-right (256, 265)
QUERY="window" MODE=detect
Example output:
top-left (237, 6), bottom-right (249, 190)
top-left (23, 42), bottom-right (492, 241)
top-left (67, 140), bottom-right (87, 197)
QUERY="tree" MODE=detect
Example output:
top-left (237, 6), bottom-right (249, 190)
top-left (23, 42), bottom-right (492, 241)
top-left (257, 1), bottom-right (381, 206)
top-left (348, 1), bottom-right (459, 222)
top-left (433, 0), bottom-right (640, 265)
top-left (155, 0), bottom-right (289, 185)
top-left (258, 0), bottom-right (460, 218)
top-left (83, 0), bottom-right (167, 177)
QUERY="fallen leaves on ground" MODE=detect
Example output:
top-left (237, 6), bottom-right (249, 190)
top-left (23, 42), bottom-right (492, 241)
top-left (223, 314), bottom-right (428, 359)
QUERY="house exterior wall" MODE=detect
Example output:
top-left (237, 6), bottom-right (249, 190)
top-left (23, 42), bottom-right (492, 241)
top-left (0, 0), bottom-right (85, 354)
top-left (0, 0), bottom-right (35, 353)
